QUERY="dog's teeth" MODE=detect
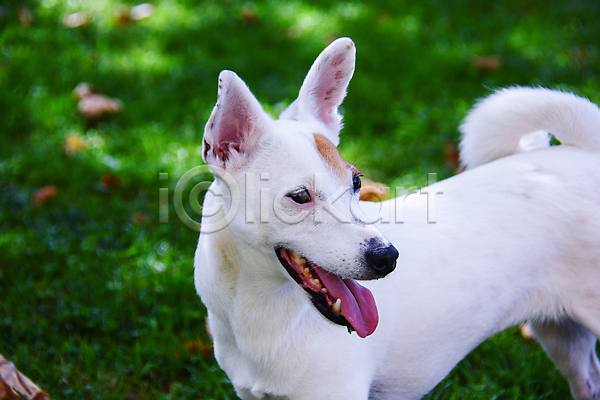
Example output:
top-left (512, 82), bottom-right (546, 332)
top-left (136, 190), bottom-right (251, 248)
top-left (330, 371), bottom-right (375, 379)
top-left (310, 278), bottom-right (321, 287)
top-left (302, 266), bottom-right (311, 277)
top-left (321, 288), bottom-right (328, 294)
top-left (292, 251), bottom-right (306, 266)
top-left (333, 298), bottom-right (342, 313)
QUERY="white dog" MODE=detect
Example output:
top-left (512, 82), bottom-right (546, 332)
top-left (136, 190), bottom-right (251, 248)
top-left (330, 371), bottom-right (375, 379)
top-left (194, 37), bottom-right (600, 400)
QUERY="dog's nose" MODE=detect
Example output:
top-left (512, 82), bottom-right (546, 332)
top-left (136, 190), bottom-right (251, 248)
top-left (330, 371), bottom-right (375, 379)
top-left (366, 244), bottom-right (399, 276)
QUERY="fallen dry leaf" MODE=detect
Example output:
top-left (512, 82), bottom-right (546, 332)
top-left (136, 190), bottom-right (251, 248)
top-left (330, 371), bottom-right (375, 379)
top-left (569, 45), bottom-right (589, 67)
top-left (519, 323), bottom-right (535, 340)
top-left (18, 5), bottom-right (32, 28)
top-left (62, 12), bottom-right (89, 28)
top-left (72, 82), bottom-right (94, 100)
top-left (130, 4), bottom-right (154, 21)
top-left (114, 7), bottom-right (132, 26)
top-left (443, 140), bottom-right (460, 169)
top-left (205, 317), bottom-right (213, 341)
top-left (78, 95), bottom-right (122, 119)
top-left (73, 83), bottom-right (122, 120)
top-left (375, 12), bottom-right (392, 26)
top-left (470, 55), bottom-right (503, 72)
top-left (32, 185), bottom-right (58, 207)
top-left (131, 211), bottom-right (148, 226)
top-left (184, 340), bottom-right (214, 358)
top-left (360, 178), bottom-right (390, 202)
top-left (100, 172), bottom-right (123, 191)
top-left (172, 320), bottom-right (214, 359)
top-left (63, 132), bottom-right (87, 155)
top-left (114, 3), bottom-right (154, 26)
top-left (240, 5), bottom-right (258, 25)
top-left (0, 355), bottom-right (50, 400)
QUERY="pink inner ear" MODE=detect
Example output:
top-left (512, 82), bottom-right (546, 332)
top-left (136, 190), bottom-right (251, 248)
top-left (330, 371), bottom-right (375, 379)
top-left (206, 76), bottom-right (264, 164)
top-left (314, 65), bottom-right (351, 124)
top-left (300, 43), bottom-right (354, 128)
top-left (211, 104), bottom-right (247, 161)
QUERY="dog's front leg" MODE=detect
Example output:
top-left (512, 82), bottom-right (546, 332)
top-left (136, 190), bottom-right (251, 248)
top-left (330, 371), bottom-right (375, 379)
top-left (531, 319), bottom-right (600, 400)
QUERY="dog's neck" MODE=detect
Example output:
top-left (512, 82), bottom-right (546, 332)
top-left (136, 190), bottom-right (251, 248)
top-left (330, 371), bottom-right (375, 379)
top-left (197, 223), bottom-right (334, 396)
top-left (198, 223), bottom-right (308, 324)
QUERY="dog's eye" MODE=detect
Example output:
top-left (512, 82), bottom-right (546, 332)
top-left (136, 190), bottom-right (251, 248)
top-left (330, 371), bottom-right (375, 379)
top-left (288, 189), bottom-right (311, 204)
top-left (352, 175), bottom-right (362, 192)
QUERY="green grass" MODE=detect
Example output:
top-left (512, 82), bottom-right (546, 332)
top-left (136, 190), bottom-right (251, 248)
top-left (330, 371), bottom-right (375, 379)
top-left (1, 0), bottom-right (599, 398)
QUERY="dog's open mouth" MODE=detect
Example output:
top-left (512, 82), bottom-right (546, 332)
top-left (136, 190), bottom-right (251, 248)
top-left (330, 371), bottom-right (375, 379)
top-left (276, 247), bottom-right (378, 338)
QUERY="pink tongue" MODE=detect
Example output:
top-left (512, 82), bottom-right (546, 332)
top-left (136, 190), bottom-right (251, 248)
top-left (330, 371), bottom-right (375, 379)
top-left (314, 268), bottom-right (379, 338)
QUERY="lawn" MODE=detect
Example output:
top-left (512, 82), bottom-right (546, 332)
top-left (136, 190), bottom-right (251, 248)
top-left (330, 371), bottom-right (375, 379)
top-left (1, 0), bottom-right (599, 399)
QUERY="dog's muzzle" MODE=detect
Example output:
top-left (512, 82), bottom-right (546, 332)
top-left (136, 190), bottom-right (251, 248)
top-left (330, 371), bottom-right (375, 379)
top-left (365, 244), bottom-right (398, 277)
top-left (276, 245), bottom-right (399, 338)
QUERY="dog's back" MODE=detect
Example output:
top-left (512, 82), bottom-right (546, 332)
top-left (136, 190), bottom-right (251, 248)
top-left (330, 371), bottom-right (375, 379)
top-left (369, 87), bottom-right (600, 400)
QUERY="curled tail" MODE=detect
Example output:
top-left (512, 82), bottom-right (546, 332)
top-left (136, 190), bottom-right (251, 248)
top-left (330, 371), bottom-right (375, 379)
top-left (459, 87), bottom-right (600, 169)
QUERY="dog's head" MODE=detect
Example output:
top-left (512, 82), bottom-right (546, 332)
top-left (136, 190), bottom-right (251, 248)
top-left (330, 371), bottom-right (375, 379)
top-left (200, 38), bottom-right (398, 338)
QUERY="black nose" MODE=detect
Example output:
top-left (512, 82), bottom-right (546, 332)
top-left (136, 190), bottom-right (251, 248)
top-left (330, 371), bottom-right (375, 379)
top-left (366, 244), bottom-right (399, 276)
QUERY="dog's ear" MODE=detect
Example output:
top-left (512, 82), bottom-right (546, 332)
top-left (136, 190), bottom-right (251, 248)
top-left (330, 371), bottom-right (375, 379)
top-left (280, 37), bottom-right (355, 146)
top-left (202, 70), bottom-right (270, 168)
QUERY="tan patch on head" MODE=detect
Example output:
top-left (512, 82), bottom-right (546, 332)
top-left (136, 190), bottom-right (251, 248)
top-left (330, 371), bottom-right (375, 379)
top-left (313, 133), bottom-right (350, 178)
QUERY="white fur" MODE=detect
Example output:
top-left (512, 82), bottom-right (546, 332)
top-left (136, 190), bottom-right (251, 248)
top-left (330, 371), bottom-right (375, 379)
top-left (459, 86), bottom-right (600, 168)
top-left (194, 38), bottom-right (600, 400)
